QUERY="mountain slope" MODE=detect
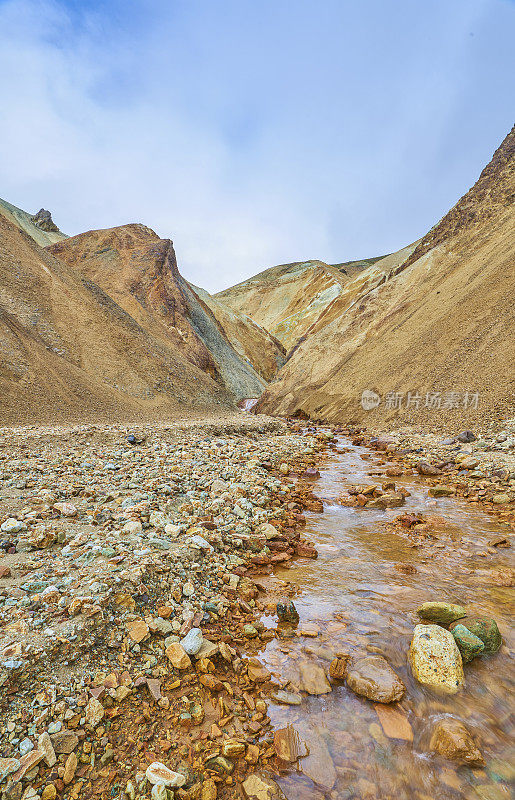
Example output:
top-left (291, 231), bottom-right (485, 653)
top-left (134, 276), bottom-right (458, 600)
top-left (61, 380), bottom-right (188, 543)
top-left (0, 212), bottom-right (235, 425)
top-left (48, 225), bottom-right (265, 400)
top-left (0, 198), bottom-right (67, 247)
top-left (216, 259), bottom-right (348, 351)
top-left (190, 283), bottom-right (286, 382)
top-left (257, 126), bottom-right (515, 429)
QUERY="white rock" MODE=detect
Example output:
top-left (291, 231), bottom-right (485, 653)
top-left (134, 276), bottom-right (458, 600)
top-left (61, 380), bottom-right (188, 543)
top-left (1, 518), bottom-right (26, 533)
top-left (123, 520), bottom-right (142, 535)
top-left (145, 762), bottom-right (186, 787)
top-left (409, 624), bottom-right (464, 694)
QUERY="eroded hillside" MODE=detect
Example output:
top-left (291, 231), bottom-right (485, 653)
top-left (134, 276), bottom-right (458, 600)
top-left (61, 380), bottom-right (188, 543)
top-left (257, 126), bottom-right (515, 429)
top-left (48, 226), bottom-right (266, 401)
top-left (0, 213), bottom-right (236, 424)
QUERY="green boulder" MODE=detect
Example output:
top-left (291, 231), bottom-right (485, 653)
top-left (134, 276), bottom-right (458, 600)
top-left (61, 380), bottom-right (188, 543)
top-left (451, 623), bottom-right (485, 662)
top-left (417, 601), bottom-right (467, 625)
top-left (451, 616), bottom-right (502, 654)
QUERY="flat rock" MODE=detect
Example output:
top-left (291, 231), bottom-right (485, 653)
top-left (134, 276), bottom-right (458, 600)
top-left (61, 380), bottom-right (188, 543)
top-left (409, 624), bottom-right (464, 694)
top-left (273, 725), bottom-right (309, 761)
top-left (374, 704), bottom-right (413, 740)
top-left (346, 655), bottom-right (405, 703)
top-left (242, 773), bottom-right (287, 800)
top-left (299, 660), bottom-right (331, 695)
top-left (270, 689), bottom-right (302, 705)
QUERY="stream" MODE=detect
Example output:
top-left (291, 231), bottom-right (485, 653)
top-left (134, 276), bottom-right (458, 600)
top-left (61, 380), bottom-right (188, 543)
top-left (257, 436), bottom-right (514, 800)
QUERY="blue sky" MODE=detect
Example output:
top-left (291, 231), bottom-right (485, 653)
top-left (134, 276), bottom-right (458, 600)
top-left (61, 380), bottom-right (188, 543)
top-left (0, 0), bottom-right (513, 292)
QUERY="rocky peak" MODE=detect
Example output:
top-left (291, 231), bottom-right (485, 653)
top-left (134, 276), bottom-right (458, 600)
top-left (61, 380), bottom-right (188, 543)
top-left (32, 208), bottom-right (60, 233)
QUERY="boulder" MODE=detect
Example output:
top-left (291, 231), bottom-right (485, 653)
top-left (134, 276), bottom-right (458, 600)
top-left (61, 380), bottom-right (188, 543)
top-left (450, 616), bottom-right (502, 654)
top-left (409, 624), bottom-right (464, 694)
top-left (429, 717), bottom-right (485, 765)
top-left (346, 655), bottom-right (405, 703)
top-left (451, 624), bottom-right (485, 662)
top-left (416, 601), bottom-right (467, 625)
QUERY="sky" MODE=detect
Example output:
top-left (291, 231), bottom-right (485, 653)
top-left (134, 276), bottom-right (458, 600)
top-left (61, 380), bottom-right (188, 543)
top-left (0, 0), bottom-right (513, 292)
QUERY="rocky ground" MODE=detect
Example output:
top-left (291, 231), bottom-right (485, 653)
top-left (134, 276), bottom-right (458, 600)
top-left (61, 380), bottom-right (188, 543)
top-left (363, 420), bottom-right (515, 512)
top-left (0, 415), bottom-right (330, 800)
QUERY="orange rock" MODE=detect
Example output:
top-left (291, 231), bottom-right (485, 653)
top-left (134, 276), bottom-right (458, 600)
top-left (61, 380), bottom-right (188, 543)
top-left (374, 704), bottom-right (413, 741)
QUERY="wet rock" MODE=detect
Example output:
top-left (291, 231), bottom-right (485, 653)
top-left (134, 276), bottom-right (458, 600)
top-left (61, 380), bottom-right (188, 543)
top-left (429, 717), bottom-right (485, 765)
top-left (417, 461), bottom-right (442, 476)
top-left (416, 601), bottom-right (467, 625)
top-left (346, 655), bottom-right (405, 703)
top-left (273, 725), bottom-right (309, 761)
top-left (329, 655), bottom-right (350, 679)
top-left (451, 624), bottom-right (485, 662)
top-left (270, 689), bottom-right (302, 705)
top-left (429, 485), bottom-right (455, 497)
top-left (296, 724), bottom-right (337, 790)
top-left (450, 616), bottom-right (502, 654)
top-left (409, 624), bottom-right (464, 694)
top-left (367, 492), bottom-right (405, 509)
top-left (374, 704), bottom-right (413, 740)
top-left (276, 599), bottom-right (299, 625)
top-left (242, 773), bottom-right (287, 800)
top-left (145, 762), bottom-right (186, 787)
top-left (299, 660), bottom-right (331, 694)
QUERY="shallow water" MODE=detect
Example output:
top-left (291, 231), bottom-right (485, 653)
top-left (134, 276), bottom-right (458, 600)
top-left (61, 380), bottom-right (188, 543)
top-left (259, 437), bottom-right (514, 800)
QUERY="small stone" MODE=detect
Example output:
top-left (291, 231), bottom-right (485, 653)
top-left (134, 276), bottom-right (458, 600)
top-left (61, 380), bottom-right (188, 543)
top-left (123, 520), bottom-right (142, 534)
top-left (165, 642), bottom-right (191, 669)
top-left (409, 624), bottom-right (464, 694)
top-left (49, 731), bottom-right (78, 754)
top-left (222, 740), bottom-right (246, 757)
top-left (417, 601), bottom-right (467, 625)
top-left (63, 752), bottom-right (77, 785)
top-left (85, 696), bottom-right (105, 727)
top-left (180, 627), bottom-right (203, 655)
top-left (429, 717), bottom-right (485, 765)
top-left (429, 485), bottom-right (455, 497)
top-left (182, 581), bottom-right (195, 597)
top-left (145, 762), bottom-right (186, 787)
top-left (41, 787), bottom-right (57, 800)
top-left (276, 599), bottom-right (299, 625)
top-left (451, 624), bottom-right (485, 662)
top-left (37, 732), bottom-right (56, 767)
top-left (270, 689), bottom-right (302, 705)
top-left (346, 655), bottom-right (405, 703)
top-left (242, 773), bottom-right (286, 800)
top-left (200, 779), bottom-right (217, 800)
top-left (329, 655), bottom-right (350, 679)
top-left (126, 618), bottom-right (149, 643)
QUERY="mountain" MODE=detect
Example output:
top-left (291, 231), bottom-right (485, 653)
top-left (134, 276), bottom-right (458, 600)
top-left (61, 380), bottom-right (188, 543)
top-left (216, 259), bottom-right (348, 351)
top-left (257, 126), bottom-right (515, 429)
top-left (0, 211), bottom-right (240, 425)
top-left (189, 284), bottom-right (286, 382)
top-left (0, 198), bottom-right (67, 247)
top-left (47, 225), bottom-right (266, 401)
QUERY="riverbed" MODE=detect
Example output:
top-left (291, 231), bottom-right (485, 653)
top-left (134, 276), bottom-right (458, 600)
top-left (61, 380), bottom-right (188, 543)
top-left (258, 436), bottom-right (514, 800)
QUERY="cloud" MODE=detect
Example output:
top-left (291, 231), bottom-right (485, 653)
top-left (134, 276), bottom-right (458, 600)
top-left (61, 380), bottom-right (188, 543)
top-left (0, 0), bottom-right (513, 291)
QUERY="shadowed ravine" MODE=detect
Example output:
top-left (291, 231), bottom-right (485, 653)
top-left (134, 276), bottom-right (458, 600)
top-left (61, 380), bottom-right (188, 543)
top-left (255, 436), bottom-right (513, 800)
